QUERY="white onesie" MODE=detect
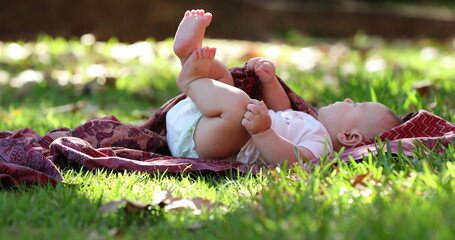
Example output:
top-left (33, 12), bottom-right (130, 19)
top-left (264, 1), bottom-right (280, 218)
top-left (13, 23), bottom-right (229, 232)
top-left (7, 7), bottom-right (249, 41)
top-left (166, 98), bottom-right (333, 164)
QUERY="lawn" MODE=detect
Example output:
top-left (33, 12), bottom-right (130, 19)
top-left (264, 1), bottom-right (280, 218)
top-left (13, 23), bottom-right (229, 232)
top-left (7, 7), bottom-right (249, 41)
top-left (0, 33), bottom-right (454, 239)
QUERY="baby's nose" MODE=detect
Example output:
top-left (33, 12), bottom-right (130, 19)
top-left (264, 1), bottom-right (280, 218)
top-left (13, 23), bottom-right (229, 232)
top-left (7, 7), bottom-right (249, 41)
top-left (343, 98), bottom-right (354, 104)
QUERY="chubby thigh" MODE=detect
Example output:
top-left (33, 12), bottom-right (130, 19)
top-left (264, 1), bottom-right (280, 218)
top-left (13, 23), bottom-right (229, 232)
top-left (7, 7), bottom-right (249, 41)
top-left (193, 115), bottom-right (251, 159)
top-left (166, 97), bottom-right (250, 159)
top-left (190, 80), bottom-right (252, 159)
top-left (166, 98), bottom-right (203, 158)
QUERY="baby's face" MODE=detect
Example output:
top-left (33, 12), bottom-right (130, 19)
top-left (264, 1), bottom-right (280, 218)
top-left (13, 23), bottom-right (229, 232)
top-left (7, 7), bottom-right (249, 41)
top-left (318, 98), bottom-right (389, 134)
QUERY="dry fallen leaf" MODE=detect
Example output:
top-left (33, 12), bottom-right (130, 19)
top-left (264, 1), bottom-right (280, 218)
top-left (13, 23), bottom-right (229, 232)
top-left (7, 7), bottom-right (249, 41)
top-left (99, 198), bottom-right (151, 215)
top-left (349, 172), bottom-right (379, 197)
top-left (165, 197), bottom-right (199, 214)
top-left (164, 196), bottom-right (226, 215)
top-left (351, 172), bottom-right (370, 187)
top-left (99, 199), bottom-right (128, 215)
top-left (152, 190), bottom-right (174, 207)
top-left (124, 200), bottom-right (151, 214)
top-left (99, 190), bottom-right (226, 217)
top-left (412, 79), bottom-right (435, 97)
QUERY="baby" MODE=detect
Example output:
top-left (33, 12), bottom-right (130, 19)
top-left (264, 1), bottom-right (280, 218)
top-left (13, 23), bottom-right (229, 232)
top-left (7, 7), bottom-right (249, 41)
top-left (166, 10), bottom-right (401, 166)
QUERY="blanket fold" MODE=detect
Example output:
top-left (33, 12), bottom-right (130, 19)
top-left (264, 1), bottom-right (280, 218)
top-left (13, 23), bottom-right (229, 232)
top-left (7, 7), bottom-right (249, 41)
top-left (1, 66), bottom-right (454, 187)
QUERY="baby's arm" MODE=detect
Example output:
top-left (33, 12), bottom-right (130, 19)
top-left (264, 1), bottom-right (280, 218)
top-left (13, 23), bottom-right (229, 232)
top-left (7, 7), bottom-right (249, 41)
top-left (251, 128), bottom-right (316, 166)
top-left (246, 58), bottom-right (291, 111)
top-left (242, 100), bottom-right (315, 166)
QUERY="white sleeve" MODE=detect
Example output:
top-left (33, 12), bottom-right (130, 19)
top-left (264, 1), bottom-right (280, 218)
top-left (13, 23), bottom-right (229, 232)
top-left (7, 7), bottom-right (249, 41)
top-left (297, 130), bottom-right (333, 158)
top-left (295, 116), bottom-right (333, 158)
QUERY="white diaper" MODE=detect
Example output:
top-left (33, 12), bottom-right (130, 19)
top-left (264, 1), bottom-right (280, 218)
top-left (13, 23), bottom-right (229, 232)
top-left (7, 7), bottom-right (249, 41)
top-left (165, 98), bottom-right (264, 164)
top-left (166, 98), bottom-right (203, 158)
top-left (166, 98), bottom-right (256, 162)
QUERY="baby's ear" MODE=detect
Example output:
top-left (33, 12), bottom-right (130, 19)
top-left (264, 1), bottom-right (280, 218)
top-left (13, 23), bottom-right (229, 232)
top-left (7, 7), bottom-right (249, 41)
top-left (336, 129), bottom-right (364, 147)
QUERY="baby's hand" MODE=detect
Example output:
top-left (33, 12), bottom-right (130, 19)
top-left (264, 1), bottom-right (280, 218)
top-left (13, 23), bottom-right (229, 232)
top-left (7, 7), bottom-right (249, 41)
top-left (246, 57), bottom-right (277, 84)
top-left (241, 99), bottom-right (272, 135)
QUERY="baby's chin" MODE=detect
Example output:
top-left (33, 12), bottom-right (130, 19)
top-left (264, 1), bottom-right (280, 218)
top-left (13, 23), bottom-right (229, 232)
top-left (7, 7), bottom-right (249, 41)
top-left (317, 106), bottom-right (328, 120)
top-left (318, 105), bottom-right (329, 114)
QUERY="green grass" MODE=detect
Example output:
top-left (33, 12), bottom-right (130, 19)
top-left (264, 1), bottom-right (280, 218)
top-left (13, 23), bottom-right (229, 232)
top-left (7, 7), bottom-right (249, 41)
top-left (0, 34), bottom-right (454, 239)
top-left (0, 170), bottom-right (265, 239)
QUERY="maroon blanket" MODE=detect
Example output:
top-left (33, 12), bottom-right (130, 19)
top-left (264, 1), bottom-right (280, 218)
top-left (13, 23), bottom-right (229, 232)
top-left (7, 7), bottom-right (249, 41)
top-left (1, 66), bottom-right (454, 187)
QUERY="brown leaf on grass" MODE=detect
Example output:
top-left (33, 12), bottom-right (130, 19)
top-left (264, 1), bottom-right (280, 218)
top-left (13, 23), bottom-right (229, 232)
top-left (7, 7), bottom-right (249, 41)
top-left (164, 196), bottom-right (225, 215)
top-left (350, 172), bottom-right (380, 197)
top-left (189, 197), bottom-right (218, 211)
top-left (351, 172), bottom-right (370, 187)
top-left (99, 199), bottom-right (128, 214)
top-left (164, 197), bottom-right (198, 213)
top-left (124, 200), bottom-right (151, 214)
top-left (412, 79), bottom-right (435, 97)
top-left (99, 190), bottom-right (226, 217)
top-left (99, 198), bottom-right (151, 215)
top-left (152, 190), bottom-right (174, 207)
top-left (153, 190), bottom-right (227, 215)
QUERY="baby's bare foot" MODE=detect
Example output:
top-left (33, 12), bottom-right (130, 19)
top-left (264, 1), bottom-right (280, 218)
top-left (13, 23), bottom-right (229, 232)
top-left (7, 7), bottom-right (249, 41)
top-left (173, 9), bottom-right (213, 60)
top-left (177, 47), bottom-right (216, 93)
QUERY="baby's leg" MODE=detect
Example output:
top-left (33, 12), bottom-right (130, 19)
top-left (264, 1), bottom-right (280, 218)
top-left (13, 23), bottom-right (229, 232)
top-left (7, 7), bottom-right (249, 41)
top-left (173, 9), bottom-right (233, 86)
top-left (178, 47), bottom-right (250, 159)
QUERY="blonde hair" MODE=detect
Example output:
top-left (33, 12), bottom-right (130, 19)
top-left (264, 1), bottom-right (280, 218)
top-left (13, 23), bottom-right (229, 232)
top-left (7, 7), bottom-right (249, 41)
top-left (360, 108), bottom-right (401, 140)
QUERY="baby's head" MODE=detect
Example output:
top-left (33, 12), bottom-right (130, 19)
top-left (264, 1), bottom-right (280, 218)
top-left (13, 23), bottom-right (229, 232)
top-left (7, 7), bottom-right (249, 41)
top-left (318, 98), bottom-right (401, 151)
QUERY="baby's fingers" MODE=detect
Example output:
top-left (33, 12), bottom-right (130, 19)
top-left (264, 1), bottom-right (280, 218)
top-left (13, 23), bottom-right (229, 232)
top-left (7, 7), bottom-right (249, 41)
top-left (242, 102), bottom-right (272, 135)
top-left (243, 110), bottom-right (255, 121)
top-left (246, 57), bottom-right (262, 72)
top-left (248, 100), bottom-right (268, 113)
